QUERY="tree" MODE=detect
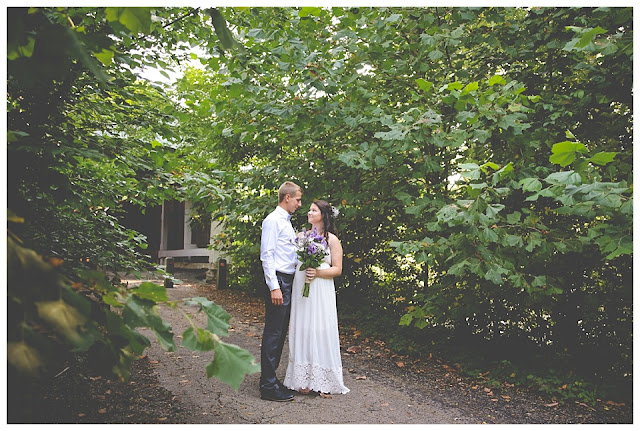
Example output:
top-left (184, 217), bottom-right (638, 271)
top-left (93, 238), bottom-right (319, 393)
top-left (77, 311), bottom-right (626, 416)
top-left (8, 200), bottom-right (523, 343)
top-left (168, 7), bottom-right (632, 400)
top-left (7, 6), bottom-right (632, 402)
top-left (7, 6), bottom-right (258, 388)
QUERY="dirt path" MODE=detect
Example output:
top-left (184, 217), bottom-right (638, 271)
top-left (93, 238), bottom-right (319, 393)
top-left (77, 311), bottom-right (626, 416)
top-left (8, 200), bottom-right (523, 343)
top-left (124, 272), bottom-right (629, 424)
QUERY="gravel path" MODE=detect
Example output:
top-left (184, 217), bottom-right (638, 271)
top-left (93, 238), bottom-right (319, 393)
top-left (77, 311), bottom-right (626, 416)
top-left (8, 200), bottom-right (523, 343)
top-left (126, 272), bottom-right (630, 424)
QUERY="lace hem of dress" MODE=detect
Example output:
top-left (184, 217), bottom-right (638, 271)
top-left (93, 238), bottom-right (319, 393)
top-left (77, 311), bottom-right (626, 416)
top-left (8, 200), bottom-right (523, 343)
top-left (284, 362), bottom-right (350, 394)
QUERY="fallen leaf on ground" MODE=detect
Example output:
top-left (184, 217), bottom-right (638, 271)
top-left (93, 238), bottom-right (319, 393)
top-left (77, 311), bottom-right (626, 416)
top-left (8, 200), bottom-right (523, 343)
top-left (346, 346), bottom-right (362, 354)
top-left (396, 362), bottom-right (404, 368)
top-left (355, 375), bottom-right (367, 380)
top-left (78, 413), bottom-right (86, 418)
top-left (159, 417), bottom-right (167, 421)
top-left (98, 408), bottom-right (107, 414)
top-left (545, 402), bottom-right (559, 407)
top-left (319, 393), bottom-right (332, 399)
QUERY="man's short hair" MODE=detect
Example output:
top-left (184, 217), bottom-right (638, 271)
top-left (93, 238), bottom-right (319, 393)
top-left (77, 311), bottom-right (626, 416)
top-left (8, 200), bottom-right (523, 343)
top-left (278, 181), bottom-right (302, 203)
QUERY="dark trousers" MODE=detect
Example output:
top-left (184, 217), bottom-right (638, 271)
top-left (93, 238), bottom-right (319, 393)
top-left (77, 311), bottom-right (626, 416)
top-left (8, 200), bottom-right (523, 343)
top-left (259, 271), bottom-right (293, 391)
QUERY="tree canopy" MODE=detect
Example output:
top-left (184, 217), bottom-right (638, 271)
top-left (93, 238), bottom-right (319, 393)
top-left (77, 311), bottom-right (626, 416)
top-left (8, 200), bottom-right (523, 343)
top-left (7, 6), bottom-right (633, 403)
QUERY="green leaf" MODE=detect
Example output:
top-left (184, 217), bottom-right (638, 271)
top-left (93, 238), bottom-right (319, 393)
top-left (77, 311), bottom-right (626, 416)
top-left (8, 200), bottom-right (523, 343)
top-left (486, 204), bottom-right (505, 218)
top-left (395, 191), bottom-right (413, 204)
top-left (531, 275), bottom-right (547, 288)
top-left (588, 151), bottom-right (616, 166)
top-left (182, 327), bottom-right (215, 352)
top-left (448, 260), bottom-right (468, 276)
top-left (447, 81), bottom-right (463, 91)
top-left (35, 299), bottom-right (89, 346)
top-left (429, 50), bottom-right (444, 61)
top-left (546, 287), bottom-right (564, 296)
top-left (484, 264), bottom-right (508, 285)
top-left (576, 26), bottom-right (607, 48)
top-left (7, 342), bottom-right (44, 376)
top-left (185, 297), bottom-right (231, 336)
top-left (123, 296), bottom-right (176, 351)
top-left (416, 78), bottom-right (433, 92)
top-left (477, 162), bottom-right (498, 173)
top-left (506, 211), bottom-right (521, 224)
top-left (414, 318), bottom-right (428, 330)
top-left (549, 141), bottom-right (588, 167)
top-left (208, 8), bottom-right (240, 51)
top-left (519, 177), bottom-right (542, 192)
top-left (481, 226), bottom-right (499, 243)
top-left (102, 292), bottom-right (123, 308)
top-left (504, 234), bottom-right (523, 247)
top-left (545, 171), bottom-right (582, 186)
top-left (461, 81), bottom-right (479, 95)
top-left (456, 111), bottom-right (476, 123)
top-left (206, 340), bottom-right (260, 390)
top-left (493, 162), bottom-right (514, 183)
top-left (488, 75), bottom-right (507, 86)
top-left (526, 233), bottom-right (542, 252)
top-left (399, 313), bottom-right (414, 326)
top-left (459, 163), bottom-right (480, 171)
top-left (106, 7), bottom-right (152, 34)
top-left (131, 282), bottom-right (168, 302)
top-left (93, 48), bottom-right (115, 66)
top-left (299, 7), bottom-right (322, 17)
top-left (7, 36), bottom-right (36, 60)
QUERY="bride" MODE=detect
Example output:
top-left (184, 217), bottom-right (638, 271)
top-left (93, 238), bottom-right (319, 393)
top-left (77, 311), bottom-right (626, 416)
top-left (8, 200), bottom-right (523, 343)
top-left (283, 200), bottom-right (350, 395)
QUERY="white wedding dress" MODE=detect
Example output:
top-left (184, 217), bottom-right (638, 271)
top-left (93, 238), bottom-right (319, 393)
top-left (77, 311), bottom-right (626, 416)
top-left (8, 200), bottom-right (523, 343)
top-left (283, 248), bottom-right (350, 394)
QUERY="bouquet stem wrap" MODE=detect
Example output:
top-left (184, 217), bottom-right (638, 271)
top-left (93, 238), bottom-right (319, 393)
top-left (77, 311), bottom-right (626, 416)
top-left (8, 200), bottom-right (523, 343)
top-left (302, 278), bottom-right (311, 298)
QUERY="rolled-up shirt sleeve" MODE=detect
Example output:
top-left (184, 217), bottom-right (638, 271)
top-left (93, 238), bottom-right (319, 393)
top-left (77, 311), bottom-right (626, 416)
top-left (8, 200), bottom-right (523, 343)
top-left (260, 217), bottom-right (280, 291)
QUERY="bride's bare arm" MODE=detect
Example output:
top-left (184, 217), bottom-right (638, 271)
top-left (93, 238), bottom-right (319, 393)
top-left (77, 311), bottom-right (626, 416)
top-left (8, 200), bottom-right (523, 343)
top-left (306, 233), bottom-right (342, 280)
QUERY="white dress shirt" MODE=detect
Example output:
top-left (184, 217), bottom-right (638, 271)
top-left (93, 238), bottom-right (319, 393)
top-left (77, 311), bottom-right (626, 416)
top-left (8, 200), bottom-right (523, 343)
top-left (261, 206), bottom-right (297, 291)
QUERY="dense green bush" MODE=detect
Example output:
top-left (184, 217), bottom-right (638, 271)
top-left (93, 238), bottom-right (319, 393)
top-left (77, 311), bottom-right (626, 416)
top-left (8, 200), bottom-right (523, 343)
top-left (8, 6), bottom-right (632, 403)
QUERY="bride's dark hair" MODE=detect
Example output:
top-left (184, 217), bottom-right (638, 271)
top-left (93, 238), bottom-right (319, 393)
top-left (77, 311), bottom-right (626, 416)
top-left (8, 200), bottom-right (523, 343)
top-left (313, 200), bottom-right (337, 241)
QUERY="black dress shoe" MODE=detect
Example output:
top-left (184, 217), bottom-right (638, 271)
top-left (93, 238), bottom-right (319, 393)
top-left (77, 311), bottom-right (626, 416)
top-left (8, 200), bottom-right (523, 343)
top-left (260, 386), bottom-right (295, 402)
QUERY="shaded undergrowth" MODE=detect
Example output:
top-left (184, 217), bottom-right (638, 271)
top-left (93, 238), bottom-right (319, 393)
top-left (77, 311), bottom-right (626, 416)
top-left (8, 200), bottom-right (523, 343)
top-left (337, 301), bottom-right (632, 408)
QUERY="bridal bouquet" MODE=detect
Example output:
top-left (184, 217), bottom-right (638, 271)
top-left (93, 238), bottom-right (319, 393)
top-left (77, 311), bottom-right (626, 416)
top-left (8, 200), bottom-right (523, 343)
top-left (294, 227), bottom-right (329, 297)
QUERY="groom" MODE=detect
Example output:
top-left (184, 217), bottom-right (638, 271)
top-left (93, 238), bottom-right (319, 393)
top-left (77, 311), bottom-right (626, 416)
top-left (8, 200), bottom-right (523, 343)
top-left (259, 181), bottom-right (302, 402)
